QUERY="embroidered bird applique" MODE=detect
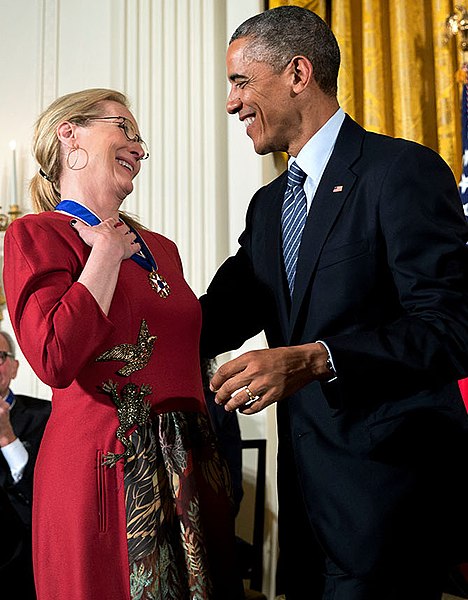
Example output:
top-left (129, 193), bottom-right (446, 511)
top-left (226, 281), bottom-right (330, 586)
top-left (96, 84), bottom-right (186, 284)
top-left (96, 319), bottom-right (157, 376)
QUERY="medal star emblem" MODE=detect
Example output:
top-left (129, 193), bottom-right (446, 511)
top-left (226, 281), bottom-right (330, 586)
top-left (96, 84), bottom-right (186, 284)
top-left (96, 319), bottom-right (157, 376)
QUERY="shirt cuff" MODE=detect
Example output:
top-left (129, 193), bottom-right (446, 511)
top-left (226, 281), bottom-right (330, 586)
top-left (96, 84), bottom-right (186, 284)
top-left (316, 340), bottom-right (338, 382)
top-left (1, 437), bottom-right (29, 483)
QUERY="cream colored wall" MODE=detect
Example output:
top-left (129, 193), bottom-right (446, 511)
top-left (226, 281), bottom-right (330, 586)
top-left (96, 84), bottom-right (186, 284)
top-left (0, 0), bottom-right (281, 597)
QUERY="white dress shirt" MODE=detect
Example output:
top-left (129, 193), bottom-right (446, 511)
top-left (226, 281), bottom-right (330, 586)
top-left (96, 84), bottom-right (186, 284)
top-left (288, 107), bottom-right (346, 379)
top-left (290, 107), bottom-right (346, 212)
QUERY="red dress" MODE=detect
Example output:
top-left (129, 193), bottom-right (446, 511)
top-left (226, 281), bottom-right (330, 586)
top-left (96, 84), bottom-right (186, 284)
top-left (3, 211), bottom-right (242, 600)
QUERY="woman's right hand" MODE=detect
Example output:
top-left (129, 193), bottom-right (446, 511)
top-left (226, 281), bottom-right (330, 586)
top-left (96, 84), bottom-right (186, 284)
top-left (69, 217), bottom-right (142, 314)
top-left (70, 217), bottom-right (141, 261)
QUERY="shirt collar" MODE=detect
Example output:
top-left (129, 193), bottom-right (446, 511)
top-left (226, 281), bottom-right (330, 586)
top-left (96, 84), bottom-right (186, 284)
top-left (288, 107), bottom-right (345, 186)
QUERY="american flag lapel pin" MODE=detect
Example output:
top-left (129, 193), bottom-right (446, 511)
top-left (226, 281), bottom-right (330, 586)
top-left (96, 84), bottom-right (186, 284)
top-left (332, 185), bottom-right (343, 193)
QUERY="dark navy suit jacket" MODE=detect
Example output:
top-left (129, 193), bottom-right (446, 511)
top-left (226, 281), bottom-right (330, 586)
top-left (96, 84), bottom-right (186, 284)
top-left (200, 115), bottom-right (468, 577)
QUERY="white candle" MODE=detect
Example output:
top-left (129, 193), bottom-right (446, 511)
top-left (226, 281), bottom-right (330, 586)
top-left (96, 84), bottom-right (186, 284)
top-left (9, 140), bottom-right (17, 205)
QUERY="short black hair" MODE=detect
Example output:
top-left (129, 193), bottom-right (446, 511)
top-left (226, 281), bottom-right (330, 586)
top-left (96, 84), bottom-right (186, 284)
top-left (230, 5), bottom-right (340, 96)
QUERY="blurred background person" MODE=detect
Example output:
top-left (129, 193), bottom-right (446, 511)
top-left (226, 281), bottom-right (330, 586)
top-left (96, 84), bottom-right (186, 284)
top-left (0, 330), bottom-right (51, 599)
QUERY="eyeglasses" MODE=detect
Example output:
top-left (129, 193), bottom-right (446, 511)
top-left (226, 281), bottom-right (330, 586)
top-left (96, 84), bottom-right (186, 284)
top-left (87, 116), bottom-right (150, 160)
top-left (0, 351), bottom-right (14, 365)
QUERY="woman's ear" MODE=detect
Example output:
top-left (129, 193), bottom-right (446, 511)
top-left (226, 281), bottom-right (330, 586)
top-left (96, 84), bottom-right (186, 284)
top-left (56, 121), bottom-right (77, 147)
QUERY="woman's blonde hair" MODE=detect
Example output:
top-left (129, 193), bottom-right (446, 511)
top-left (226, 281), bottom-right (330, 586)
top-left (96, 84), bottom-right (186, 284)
top-left (29, 88), bottom-right (143, 229)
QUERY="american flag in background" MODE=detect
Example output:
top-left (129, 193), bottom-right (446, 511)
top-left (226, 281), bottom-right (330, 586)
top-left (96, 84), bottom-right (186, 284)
top-left (459, 65), bottom-right (468, 221)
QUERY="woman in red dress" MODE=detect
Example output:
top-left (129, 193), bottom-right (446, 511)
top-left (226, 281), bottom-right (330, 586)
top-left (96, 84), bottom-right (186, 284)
top-left (3, 88), bottom-right (242, 600)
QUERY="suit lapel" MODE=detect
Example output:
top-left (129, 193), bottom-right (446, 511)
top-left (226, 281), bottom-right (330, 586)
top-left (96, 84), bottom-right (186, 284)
top-left (288, 116), bottom-right (364, 339)
top-left (9, 396), bottom-right (30, 438)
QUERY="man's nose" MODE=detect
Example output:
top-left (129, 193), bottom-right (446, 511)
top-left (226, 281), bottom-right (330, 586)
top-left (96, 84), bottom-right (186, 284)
top-left (226, 93), bottom-right (242, 114)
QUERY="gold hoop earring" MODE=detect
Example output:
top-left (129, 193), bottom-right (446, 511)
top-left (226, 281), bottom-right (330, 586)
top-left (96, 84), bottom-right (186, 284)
top-left (66, 146), bottom-right (88, 171)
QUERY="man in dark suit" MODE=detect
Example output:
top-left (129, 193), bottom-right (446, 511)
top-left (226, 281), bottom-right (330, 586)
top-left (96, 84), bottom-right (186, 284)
top-left (0, 485), bottom-right (24, 570)
top-left (0, 330), bottom-right (51, 599)
top-left (200, 6), bottom-right (468, 599)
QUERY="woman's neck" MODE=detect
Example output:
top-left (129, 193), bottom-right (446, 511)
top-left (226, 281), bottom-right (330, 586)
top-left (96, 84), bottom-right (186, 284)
top-left (60, 176), bottom-right (122, 221)
top-left (63, 198), bottom-right (120, 221)
top-left (59, 183), bottom-right (120, 221)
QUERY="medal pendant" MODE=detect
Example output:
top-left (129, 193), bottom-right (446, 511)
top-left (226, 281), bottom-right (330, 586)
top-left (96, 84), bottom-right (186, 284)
top-left (148, 270), bottom-right (171, 298)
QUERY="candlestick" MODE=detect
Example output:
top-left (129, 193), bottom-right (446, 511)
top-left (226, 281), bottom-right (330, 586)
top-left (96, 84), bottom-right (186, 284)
top-left (9, 140), bottom-right (17, 205)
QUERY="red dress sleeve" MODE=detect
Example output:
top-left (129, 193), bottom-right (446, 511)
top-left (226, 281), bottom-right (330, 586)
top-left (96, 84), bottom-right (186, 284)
top-left (3, 214), bottom-right (115, 388)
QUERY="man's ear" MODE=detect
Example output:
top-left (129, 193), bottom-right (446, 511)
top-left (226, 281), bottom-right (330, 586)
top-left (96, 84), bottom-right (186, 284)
top-left (289, 55), bottom-right (313, 94)
top-left (9, 359), bottom-right (19, 381)
top-left (56, 121), bottom-right (77, 147)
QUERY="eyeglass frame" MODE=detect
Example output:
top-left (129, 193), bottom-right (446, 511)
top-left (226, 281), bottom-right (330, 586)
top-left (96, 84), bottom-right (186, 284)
top-left (0, 351), bottom-right (14, 365)
top-left (86, 116), bottom-right (150, 160)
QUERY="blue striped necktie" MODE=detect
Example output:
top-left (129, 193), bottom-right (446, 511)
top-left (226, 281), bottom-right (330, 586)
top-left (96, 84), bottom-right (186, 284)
top-left (282, 161), bottom-right (308, 295)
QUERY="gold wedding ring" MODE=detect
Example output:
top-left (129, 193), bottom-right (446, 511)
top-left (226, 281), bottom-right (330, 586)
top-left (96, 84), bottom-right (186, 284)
top-left (244, 386), bottom-right (260, 407)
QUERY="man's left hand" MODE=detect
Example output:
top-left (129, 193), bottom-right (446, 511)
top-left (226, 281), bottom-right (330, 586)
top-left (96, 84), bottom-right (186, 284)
top-left (210, 343), bottom-right (330, 414)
